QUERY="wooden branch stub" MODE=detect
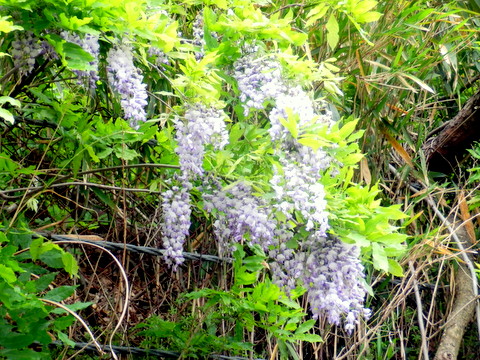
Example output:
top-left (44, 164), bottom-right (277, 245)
top-left (433, 218), bottom-right (477, 360)
top-left (424, 90), bottom-right (480, 172)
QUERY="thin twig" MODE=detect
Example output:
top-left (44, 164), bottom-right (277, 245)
top-left (0, 181), bottom-right (163, 198)
top-left (409, 261), bottom-right (429, 360)
top-left (40, 298), bottom-right (105, 356)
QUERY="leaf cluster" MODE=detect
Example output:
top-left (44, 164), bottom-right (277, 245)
top-left (0, 230), bottom-right (89, 359)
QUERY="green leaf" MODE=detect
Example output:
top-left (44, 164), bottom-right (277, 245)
top-left (0, 232), bottom-right (9, 244)
top-left (0, 108), bottom-right (15, 124)
top-left (0, 96), bottom-right (21, 108)
top-left (0, 348), bottom-right (47, 359)
top-left (61, 252), bottom-right (79, 277)
top-left (29, 238), bottom-right (45, 260)
top-left (352, 0), bottom-right (378, 15)
top-left (235, 267), bottom-right (257, 286)
top-left (53, 315), bottom-right (75, 331)
top-left (51, 301), bottom-right (93, 315)
top-left (306, 4), bottom-right (329, 27)
top-left (26, 272), bottom-right (57, 293)
top-left (96, 147), bottom-right (113, 159)
top-left (0, 16), bottom-right (23, 33)
top-left (229, 122), bottom-right (245, 143)
top-left (371, 243), bottom-right (389, 272)
top-left (243, 256), bottom-right (265, 272)
top-left (326, 14), bottom-right (339, 50)
top-left (0, 264), bottom-right (17, 283)
top-left (57, 331), bottom-right (76, 347)
top-left (114, 146), bottom-right (139, 161)
top-left (62, 42), bottom-right (95, 70)
top-left (338, 119), bottom-right (359, 139)
top-left (356, 11), bottom-right (382, 23)
top-left (388, 259), bottom-right (404, 277)
top-left (0, 332), bottom-right (35, 350)
top-left (58, 13), bottom-right (93, 30)
top-left (295, 319), bottom-right (316, 334)
top-left (401, 73), bottom-right (435, 94)
top-left (293, 333), bottom-right (322, 342)
top-left (297, 135), bottom-right (331, 150)
top-left (43, 286), bottom-right (77, 302)
top-left (278, 108), bottom-right (299, 139)
top-left (277, 296), bottom-right (301, 309)
top-left (344, 232), bottom-right (370, 247)
top-left (85, 145), bottom-right (100, 163)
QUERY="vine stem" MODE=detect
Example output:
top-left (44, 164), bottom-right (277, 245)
top-left (40, 298), bottom-right (105, 356)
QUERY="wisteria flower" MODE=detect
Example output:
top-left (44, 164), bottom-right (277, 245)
top-left (233, 53), bottom-right (287, 116)
top-left (175, 104), bottom-right (228, 179)
top-left (271, 161), bottom-right (329, 234)
top-left (160, 178), bottom-right (192, 269)
top-left (107, 43), bottom-right (148, 129)
top-left (202, 181), bottom-right (276, 253)
top-left (11, 32), bottom-right (43, 78)
top-left (61, 31), bottom-right (100, 89)
top-left (302, 234), bottom-right (371, 331)
top-left (148, 46), bottom-right (170, 70)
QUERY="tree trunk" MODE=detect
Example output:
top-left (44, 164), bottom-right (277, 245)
top-left (433, 219), bottom-right (476, 360)
top-left (424, 89), bottom-right (480, 172)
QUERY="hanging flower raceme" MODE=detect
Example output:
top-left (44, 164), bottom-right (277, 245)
top-left (174, 104), bottom-right (228, 180)
top-left (233, 53), bottom-right (287, 116)
top-left (192, 13), bottom-right (205, 60)
top-left (160, 104), bottom-right (228, 268)
top-left (11, 32), bottom-right (43, 78)
top-left (269, 86), bottom-right (335, 174)
top-left (302, 234), bottom-right (371, 332)
top-left (106, 43), bottom-right (148, 129)
top-left (61, 31), bottom-right (100, 89)
top-left (202, 181), bottom-right (277, 253)
top-left (267, 226), bottom-right (302, 291)
top-left (271, 161), bottom-right (329, 234)
top-left (160, 178), bottom-right (192, 270)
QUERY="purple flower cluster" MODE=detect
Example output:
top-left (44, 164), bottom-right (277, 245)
top-left (61, 32), bottom-right (100, 88)
top-left (267, 226), bottom-right (302, 290)
top-left (232, 50), bottom-right (370, 330)
top-left (106, 44), bottom-right (148, 129)
top-left (175, 104), bottom-right (228, 179)
top-left (11, 32), bottom-right (43, 77)
top-left (160, 104), bottom-right (228, 267)
top-left (268, 86), bottom-right (316, 142)
top-left (160, 179), bottom-right (192, 270)
top-left (233, 53), bottom-right (287, 116)
top-left (192, 13), bottom-right (205, 60)
top-left (202, 181), bottom-right (276, 252)
top-left (302, 234), bottom-right (370, 332)
top-left (270, 161), bottom-right (329, 234)
top-left (148, 46), bottom-right (170, 70)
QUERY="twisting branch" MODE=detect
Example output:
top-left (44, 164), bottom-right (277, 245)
top-left (40, 299), bottom-right (105, 356)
